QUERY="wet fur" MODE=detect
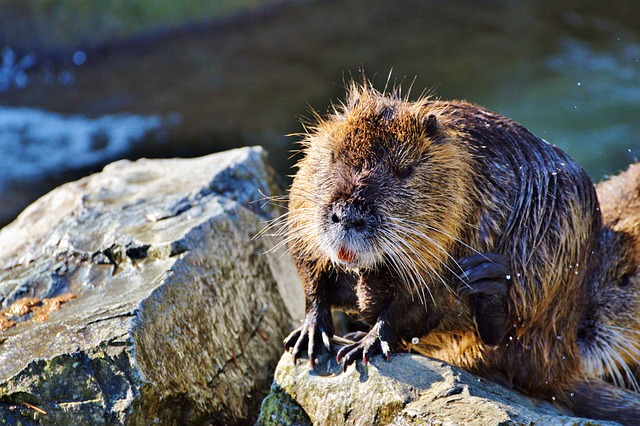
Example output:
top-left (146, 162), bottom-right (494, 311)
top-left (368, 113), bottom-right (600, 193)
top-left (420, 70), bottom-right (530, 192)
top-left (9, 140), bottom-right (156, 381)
top-left (282, 80), bottom-right (639, 422)
top-left (580, 163), bottom-right (640, 391)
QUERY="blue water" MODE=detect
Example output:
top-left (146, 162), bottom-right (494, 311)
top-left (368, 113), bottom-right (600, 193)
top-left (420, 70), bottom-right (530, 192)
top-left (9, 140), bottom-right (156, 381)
top-left (485, 36), bottom-right (640, 178)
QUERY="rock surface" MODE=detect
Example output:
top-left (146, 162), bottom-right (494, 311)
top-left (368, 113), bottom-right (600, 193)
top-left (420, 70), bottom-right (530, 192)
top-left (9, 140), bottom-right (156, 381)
top-left (258, 351), bottom-right (621, 426)
top-left (0, 146), bottom-right (303, 424)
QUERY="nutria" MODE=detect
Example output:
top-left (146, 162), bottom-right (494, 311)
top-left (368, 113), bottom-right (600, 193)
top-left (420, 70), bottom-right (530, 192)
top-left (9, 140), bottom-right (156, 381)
top-left (281, 80), bottom-right (640, 423)
top-left (578, 163), bottom-right (640, 395)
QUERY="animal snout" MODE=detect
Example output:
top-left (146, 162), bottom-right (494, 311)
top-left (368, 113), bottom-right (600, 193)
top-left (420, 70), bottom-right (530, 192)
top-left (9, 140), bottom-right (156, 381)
top-left (330, 206), bottom-right (368, 232)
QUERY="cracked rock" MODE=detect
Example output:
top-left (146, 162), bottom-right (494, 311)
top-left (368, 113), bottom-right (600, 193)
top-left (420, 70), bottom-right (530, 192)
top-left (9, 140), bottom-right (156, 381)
top-left (0, 147), bottom-right (303, 425)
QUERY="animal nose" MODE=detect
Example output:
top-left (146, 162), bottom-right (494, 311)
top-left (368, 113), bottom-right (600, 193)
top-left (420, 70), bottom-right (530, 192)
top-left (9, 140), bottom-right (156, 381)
top-left (331, 208), bottom-right (367, 232)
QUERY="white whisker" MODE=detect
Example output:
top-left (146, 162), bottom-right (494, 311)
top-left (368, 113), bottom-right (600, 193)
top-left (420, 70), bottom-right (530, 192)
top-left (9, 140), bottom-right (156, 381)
top-left (391, 222), bottom-right (466, 286)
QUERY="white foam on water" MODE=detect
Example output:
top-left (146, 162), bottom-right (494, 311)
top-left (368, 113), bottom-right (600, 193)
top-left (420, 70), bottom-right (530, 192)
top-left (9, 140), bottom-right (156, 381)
top-left (0, 107), bottom-right (164, 189)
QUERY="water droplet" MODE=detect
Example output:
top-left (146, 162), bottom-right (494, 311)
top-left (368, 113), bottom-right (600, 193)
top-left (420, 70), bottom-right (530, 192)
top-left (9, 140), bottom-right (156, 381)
top-left (562, 356), bottom-right (566, 360)
top-left (411, 337), bottom-right (419, 345)
top-left (505, 275), bottom-right (512, 280)
top-left (570, 392), bottom-right (575, 397)
top-left (509, 336), bottom-right (513, 341)
top-left (551, 172), bottom-right (557, 176)
top-left (574, 271), bottom-right (578, 275)
top-left (577, 82), bottom-right (581, 86)
top-left (72, 50), bottom-right (87, 66)
top-left (516, 273), bottom-right (521, 277)
top-left (629, 149), bottom-right (633, 153)
top-left (552, 396), bottom-right (556, 401)
top-left (557, 335), bottom-right (563, 341)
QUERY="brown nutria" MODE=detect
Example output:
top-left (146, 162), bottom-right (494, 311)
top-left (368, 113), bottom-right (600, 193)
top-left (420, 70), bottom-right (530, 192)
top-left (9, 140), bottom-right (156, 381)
top-left (281, 79), bottom-right (640, 423)
top-left (578, 163), bottom-right (640, 394)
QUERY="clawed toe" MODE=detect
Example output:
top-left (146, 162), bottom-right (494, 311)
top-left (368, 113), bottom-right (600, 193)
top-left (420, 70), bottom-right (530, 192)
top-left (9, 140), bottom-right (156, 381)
top-left (337, 342), bottom-right (363, 371)
top-left (458, 280), bottom-right (508, 297)
top-left (283, 328), bottom-right (301, 349)
top-left (336, 322), bottom-right (392, 370)
top-left (284, 310), bottom-right (334, 367)
top-left (457, 254), bottom-right (508, 285)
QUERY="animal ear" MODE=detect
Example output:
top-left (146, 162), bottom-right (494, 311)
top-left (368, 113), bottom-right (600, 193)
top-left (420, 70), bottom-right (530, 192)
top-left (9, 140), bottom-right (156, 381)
top-left (424, 114), bottom-right (439, 138)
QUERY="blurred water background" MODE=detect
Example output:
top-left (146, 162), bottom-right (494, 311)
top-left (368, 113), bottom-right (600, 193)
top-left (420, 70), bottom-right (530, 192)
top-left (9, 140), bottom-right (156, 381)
top-left (0, 0), bottom-right (639, 227)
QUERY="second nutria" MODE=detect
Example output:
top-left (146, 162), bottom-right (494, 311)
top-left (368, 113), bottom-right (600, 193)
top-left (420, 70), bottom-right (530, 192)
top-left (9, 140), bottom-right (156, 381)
top-left (579, 163), bottom-right (640, 393)
top-left (282, 80), bottom-right (640, 423)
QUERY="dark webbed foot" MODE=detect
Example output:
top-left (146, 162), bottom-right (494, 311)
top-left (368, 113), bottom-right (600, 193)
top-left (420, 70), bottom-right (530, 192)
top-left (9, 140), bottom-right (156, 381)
top-left (284, 309), bottom-right (334, 367)
top-left (336, 317), bottom-right (392, 371)
top-left (457, 253), bottom-right (511, 346)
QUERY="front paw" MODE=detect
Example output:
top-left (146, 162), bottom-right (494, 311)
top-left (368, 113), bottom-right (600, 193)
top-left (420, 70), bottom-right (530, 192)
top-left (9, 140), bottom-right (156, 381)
top-left (336, 319), bottom-right (392, 371)
top-left (457, 253), bottom-right (509, 297)
top-left (457, 253), bottom-right (510, 346)
top-left (284, 310), bottom-right (334, 367)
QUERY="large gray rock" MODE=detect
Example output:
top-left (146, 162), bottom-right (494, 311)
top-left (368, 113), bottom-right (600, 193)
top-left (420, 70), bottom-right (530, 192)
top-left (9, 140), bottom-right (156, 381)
top-left (0, 146), bottom-right (303, 424)
top-left (258, 351), bottom-right (621, 426)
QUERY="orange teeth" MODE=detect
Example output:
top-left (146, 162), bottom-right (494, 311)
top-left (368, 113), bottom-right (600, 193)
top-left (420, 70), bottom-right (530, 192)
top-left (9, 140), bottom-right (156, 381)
top-left (337, 246), bottom-right (356, 263)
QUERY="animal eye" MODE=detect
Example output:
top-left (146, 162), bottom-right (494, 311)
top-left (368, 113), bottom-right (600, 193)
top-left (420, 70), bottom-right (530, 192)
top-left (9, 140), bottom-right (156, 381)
top-left (395, 165), bottom-right (414, 179)
top-left (618, 272), bottom-right (634, 288)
